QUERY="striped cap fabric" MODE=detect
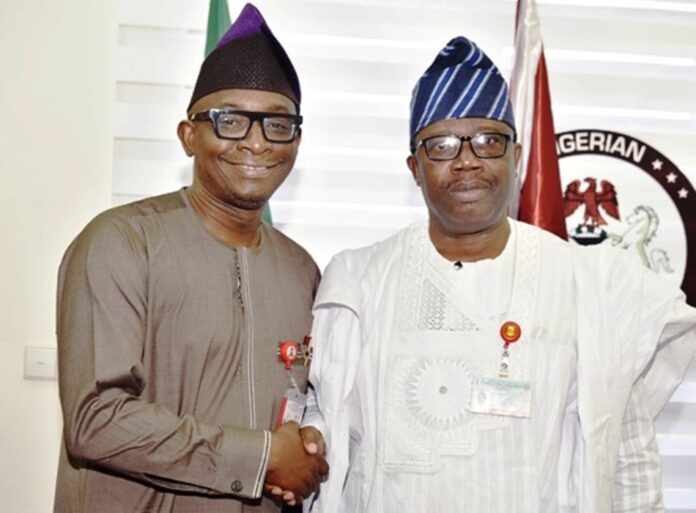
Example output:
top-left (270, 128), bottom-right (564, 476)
top-left (409, 37), bottom-right (515, 148)
top-left (188, 3), bottom-right (300, 112)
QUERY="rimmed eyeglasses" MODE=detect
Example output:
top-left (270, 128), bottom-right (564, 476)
top-left (189, 109), bottom-right (302, 143)
top-left (414, 132), bottom-right (513, 161)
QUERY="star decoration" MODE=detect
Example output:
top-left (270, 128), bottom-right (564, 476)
top-left (666, 172), bottom-right (678, 184)
top-left (652, 159), bottom-right (664, 171)
top-left (678, 188), bottom-right (689, 199)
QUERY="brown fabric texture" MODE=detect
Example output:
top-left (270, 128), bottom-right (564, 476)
top-left (54, 189), bottom-right (319, 513)
top-left (188, 33), bottom-right (300, 112)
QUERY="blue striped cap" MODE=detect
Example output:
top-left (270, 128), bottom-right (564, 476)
top-left (409, 37), bottom-right (515, 149)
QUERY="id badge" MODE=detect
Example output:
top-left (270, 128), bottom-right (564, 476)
top-left (469, 377), bottom-right (532, 418)
top-left (275, 388), bottom-right (307, 427)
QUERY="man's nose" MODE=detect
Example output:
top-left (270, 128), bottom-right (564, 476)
top-left (239, 119), bottom-right (269, 152)
top-left (452, 140), bottom-right (481, 171)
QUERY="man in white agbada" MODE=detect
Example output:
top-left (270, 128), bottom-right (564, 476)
top-left (301, 36), bottom-right (696, 513)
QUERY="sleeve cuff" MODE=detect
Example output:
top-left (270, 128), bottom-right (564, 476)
top-left (209, 427), bottom-right (271, 499)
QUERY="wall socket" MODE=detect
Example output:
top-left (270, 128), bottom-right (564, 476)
top-left (24, 346), bottom-right (58, 381)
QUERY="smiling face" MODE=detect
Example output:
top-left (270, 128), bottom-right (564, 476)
top-left (407, 117), bottom-right (520, 237)
top-left (178, 88), bottom-right (300, 211)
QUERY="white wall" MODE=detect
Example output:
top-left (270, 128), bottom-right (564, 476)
top-left (0, 1), bottom-right (115, 511)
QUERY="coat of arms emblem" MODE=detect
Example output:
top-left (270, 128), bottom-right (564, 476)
top-left (556, 129), bottom-right (695, 304)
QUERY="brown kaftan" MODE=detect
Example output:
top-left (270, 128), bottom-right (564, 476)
top-left (54, 189), bottom-right (319, 513)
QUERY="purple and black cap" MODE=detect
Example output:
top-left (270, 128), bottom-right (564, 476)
top-left (188, 3), bottom-right (301, 113)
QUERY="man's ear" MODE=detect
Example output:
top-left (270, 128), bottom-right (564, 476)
top-left (294, 127), bottom-right (302, 147)
top-left (513, 142), bottom-right (522, 167)
top-left (407, 154), bottom-right (421, 187)
top-left (177, 120), bottom-right (196, 157)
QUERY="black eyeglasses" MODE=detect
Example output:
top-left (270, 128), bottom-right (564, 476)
top-left (189, 109), bottom-right (302, 143)
top-left (414, 132), bottom-right (513, 161)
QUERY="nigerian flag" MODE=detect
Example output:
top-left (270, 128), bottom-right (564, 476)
top-left (205, 0), bottom-right (231, 56)
top-left (204, 0), bottom-right (274, 225)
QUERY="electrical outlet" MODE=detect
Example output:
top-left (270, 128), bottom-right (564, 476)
top-left (24, 346), bottom-right (57, 380)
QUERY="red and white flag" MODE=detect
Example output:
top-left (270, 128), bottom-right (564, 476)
top-left (509, 0), bottom-right (567, 240)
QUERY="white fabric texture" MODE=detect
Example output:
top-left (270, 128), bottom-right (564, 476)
top-left (303, 220), bottom-right (696, 513)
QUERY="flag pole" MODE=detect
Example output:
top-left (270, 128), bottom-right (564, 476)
top-left (509, 0), bottom-right (566, 239)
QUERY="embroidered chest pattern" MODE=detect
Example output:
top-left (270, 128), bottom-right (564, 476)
top-left (382, 224), bottom-right (539, 471)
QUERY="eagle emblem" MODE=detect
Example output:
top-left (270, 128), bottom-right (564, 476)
top-left (563, 177), bottom-right (621, 245)
top-left (563, 177), bottom-right (621, 226)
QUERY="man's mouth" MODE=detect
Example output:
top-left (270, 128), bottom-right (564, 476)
top-left (222, 160), bottom-right (280, 178)
top-left (448, 180), bottom-right (490, 201)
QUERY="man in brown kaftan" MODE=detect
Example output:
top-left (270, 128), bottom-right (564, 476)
top-left (54, 4), bottom-right (326, 512)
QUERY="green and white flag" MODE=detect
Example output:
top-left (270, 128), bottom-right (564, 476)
top-left (204, 0), bottom-right (231, 57)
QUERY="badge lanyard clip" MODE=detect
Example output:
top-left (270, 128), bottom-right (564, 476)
top-left (498, 321), bottom-right (521, 379)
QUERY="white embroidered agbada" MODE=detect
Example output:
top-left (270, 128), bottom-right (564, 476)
top-left (303, 220), bottom-right (696, 513)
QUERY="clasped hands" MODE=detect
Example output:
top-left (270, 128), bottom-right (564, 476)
top-left (264, 422), bottom-right (328, 506)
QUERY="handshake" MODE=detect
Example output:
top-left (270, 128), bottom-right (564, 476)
top-left (264, 422), bottom-right (329, 506)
